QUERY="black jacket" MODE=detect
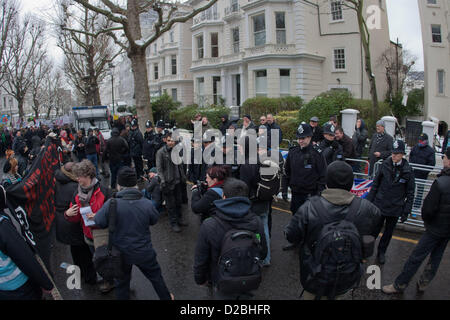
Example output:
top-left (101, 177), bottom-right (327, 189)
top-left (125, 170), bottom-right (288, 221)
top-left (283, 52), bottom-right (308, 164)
top-left (366, 157), bottom-right (415, 217)
top-left (311, 125), bottom-right (324, 144)
top-left (12, 136), bottom-right (26, 155)
top-left (421, 167), bottom-right (450, 238)
top-left (0, 214), bottom-right (54, 293)
top-left (193, 197), bottom-right (267, 286)
top-left (105, 130), bottom-right (129, 164)
top-left (191, 185), bottom-right (223, 221)
top-left (409, 144), bottom-right (436, 180)
top-left (129, 128), bottom-right (144, 157)
top-left (267, 122), bottom-right (283, 145)
top-left (94, 188), bottom-right (160, 265)
top-left (143, 130), bottom-right (156, 161)
top-left (285, 143), bottom-right (327, 195)
top-left (144, 175), bottom-right (162, 206)
top-left (285, 189), bottom-right (382, 296)
top-left (219, 115), bottom-right (230, 135)
top-left (85, 135), bottom-right (99, 155)
top-left (74, 136), bottom-right (87, 159)
top-left (442, 130), bottom-right (449, 155)
top-left (352, 121), bottom-right (368, 158)
top-left (338, 134), bottom-right (356, 159)
top-left (315, 139), bottom-right (344, 165)
top-left (368, 133), bottom-right (393, 174)
top-left (54, 169), bottom-right (84, 246)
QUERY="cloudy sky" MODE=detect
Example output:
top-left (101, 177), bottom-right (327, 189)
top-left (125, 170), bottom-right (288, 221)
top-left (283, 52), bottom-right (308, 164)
top-left (20, 0), bottom-right (424, 71)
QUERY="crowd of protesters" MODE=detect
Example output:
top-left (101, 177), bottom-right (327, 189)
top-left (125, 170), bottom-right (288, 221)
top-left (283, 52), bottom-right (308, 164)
top-left (0, 111), bottom-right (447, 301)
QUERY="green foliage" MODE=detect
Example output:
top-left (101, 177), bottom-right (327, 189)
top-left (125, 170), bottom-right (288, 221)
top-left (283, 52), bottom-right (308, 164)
top-left (152, 93), bottom-right (182, 122)
top-left (348, 99), bottom-right (391, 136)
top-left (241, 96), bottom-right (303, 121)
top-left (170, 104), bottom-right (229, 130)
top-left (388, 89), bottom-right (423, 124)
top-left (127, 106), bottom-right (137, 116)
top-left (117, 106), bottom-right (127, 113)
top-left (298, 90), bottom-right (353, 126)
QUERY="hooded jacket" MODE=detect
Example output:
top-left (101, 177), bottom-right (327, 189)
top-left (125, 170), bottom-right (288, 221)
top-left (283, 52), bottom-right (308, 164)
top-left (409, 143), bottom-right (436, 180)
top-left (285, 188), bottom-right (382, 296)
top-left (421, 167), bottom-right (450, 238)
top-left (194, 196), bottom-right (267, 286)
top-left (219, 115), bottom-right (230, 135)
top-left (352, 120), bottom-right (368, 158)
top-left (105, 128), bottom-right (129, 164)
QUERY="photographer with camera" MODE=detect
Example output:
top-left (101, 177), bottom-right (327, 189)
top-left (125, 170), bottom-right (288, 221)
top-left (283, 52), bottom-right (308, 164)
top-left (191, 165), bottom-right (230, 223)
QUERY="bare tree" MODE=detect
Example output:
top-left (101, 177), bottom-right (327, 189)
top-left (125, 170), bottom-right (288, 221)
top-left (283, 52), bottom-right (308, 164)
top-left (53, 0), bottom-right (122, 106)
top-left (30, 58), bottom-right (52, 118)
top-left (71, 0), bottom-right (219, 131)
top-left (41, 71), bottom-right (65, 119)
top-left (2, 15), bottom-right (47, 119)
top-left (0, 0), bottom-right (19, 86)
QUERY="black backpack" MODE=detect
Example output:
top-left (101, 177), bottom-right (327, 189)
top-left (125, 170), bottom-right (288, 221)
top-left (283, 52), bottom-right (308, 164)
top-left (213, 215), bottom-right (263, 294)
top-left (256, 159), bottom-right (280, 201)
top-left (305, 196), bottom-right (364, 299)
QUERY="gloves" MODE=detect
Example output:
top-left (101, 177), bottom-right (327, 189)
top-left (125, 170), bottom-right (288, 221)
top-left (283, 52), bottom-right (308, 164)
top-left (400, 212), bottom-right (409, 223)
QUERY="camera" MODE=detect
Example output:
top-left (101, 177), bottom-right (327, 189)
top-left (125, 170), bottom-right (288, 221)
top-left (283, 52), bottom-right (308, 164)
top-left (196, 180), bottom-right (208, 195)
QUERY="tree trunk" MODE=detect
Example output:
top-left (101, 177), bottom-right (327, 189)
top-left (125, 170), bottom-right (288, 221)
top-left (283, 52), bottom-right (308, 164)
top-left (17, 97), bottom-right (24, 119)
top-left (129, 48), bottom-right (153, 132)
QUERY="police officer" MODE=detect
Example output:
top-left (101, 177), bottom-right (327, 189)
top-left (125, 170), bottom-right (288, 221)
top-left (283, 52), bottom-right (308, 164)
top-left (314, 123), bottom-right (344, 165)
top-left (153, 120), bottom-right (166, 155)
top-left (367, 140), bottom-right (415, 265)
top-left (129, 119), bottom-right (144, 180)
top-left (143, 120), bottom-right (156, 170)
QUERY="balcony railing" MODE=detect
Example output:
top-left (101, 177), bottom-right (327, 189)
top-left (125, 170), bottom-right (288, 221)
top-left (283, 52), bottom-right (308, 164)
top-left (245, 44), bottom-right (296, 57)
top-left (224, 3), bottom-right (240, 16)
top-left (193, 11), bottom-right (220, 25)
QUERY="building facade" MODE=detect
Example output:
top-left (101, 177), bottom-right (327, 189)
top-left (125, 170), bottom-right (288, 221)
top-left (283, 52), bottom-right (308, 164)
top-left (189, 0), bottom-right (392, 107)
top-left (418, 0), bottom-right (450, 128)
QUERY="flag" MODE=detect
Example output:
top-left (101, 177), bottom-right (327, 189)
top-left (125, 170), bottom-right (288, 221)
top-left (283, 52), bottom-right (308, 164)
top-left (6, 137), bottom-right (62, 248)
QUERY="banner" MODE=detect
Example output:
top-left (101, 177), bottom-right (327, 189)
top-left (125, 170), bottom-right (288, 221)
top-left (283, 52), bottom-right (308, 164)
top-left (6, 138), bottom-right (62, 246)
top-left (351, 179), bottom-right (373, 198)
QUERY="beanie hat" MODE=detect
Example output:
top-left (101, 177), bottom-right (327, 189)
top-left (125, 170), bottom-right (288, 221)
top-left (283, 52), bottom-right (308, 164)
top-left (376, 120), bottom-right (385, 127)
top-left (117, 166), bottom-right (137, 187)
top-left (326, 161), bottom-right (354, 191)
top-left (149, 167), bottom-right (158, 174)
top-left (243, 114), bottom-right (252, 121)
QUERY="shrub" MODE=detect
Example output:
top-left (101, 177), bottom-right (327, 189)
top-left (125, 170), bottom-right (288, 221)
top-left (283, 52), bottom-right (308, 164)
top-left (241, 96), bottom-right (303, 121)
top-left (152, 93), bottom-right (181, 122)
top-left (348, 99), bottom-right (391, 136)
top-left (170, 104), bottom-right (229, 130)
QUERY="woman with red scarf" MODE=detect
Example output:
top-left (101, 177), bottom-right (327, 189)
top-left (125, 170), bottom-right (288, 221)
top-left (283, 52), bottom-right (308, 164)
top-left (60, 130), bottom-right (73, 163)
top-left (191, 165), bottom-right (230, 223)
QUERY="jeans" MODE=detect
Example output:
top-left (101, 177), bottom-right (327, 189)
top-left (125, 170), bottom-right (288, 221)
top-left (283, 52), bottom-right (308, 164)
top-left (378, 215), bottom-right (399, 254)
top-left (115, 255), bottom-right (171, 300)
top-left (394, 231), bottom-right (449, 290)
top-left (110, 161), bottom-right (122, 189)
top-left (70, 243), bottom-right (97, 284)
top-left (255, 201), bottom-right (271, 265)
top-left (86, 153), bottom-right (98, 176)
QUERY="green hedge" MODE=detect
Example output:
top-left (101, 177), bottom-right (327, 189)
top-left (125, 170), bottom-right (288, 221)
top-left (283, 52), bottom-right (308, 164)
top-left (241, 96), bottom-right (303, 121)
top-left (348, 99), bottom-right (391, 136)
top-left (170, 104), bottom-right (229, 130)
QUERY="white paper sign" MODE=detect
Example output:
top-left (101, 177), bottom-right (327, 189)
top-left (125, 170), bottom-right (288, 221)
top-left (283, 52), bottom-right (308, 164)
top-left (80, 206), bottom-right (95, 227)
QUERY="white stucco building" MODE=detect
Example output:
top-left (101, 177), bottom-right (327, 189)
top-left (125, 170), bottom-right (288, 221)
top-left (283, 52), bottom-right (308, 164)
top-left (418, 0), bottom-right (450, 129)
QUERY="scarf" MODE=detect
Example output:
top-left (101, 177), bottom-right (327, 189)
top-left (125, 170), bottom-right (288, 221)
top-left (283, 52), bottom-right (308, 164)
top-left (376, 132), bottom-right (385, 144)
top-left (77, 178), bottom-right (98, 207)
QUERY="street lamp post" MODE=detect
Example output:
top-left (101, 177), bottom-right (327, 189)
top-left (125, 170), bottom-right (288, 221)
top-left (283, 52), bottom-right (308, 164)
top-left (109, 63), bottom-right (115, 115)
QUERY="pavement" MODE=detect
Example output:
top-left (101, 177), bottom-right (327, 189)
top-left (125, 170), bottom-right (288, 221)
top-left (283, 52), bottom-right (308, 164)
top-left (2, 157), bottom-right (449, 300)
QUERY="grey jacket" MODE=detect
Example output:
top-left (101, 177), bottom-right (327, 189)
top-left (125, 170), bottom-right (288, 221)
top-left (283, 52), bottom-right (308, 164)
top-left (156, 144), bottom-right (186, 191)
top-left (368, 133), bottom-right (393, 175)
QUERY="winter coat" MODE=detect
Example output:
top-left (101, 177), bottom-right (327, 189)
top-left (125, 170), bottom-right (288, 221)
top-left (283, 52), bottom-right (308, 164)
top-left (267, 121), bottom-right (283, 145)
top-left (409, 144), bottom-right (436, 180)
top-left (105, 129), bottom-right (129, 164)
top-left (338, 134), bottom-right (356, 159)
top-left (352, 120), bottom-right (368, 158)
top-left (94, 188), bottom-right (160, 265)
top-left (12, 136), bottom-right (26, 155)
top-left (193, 197), bottom-right (267, 286)
top-left (219, 115), bottom-right (230, 135)
top-left (311, 125), bottom-right (324, 144)
top-left (366, 157), bottom-right (415, 217)
top-left (64, 182), bottom-right (112, 240)
top-left (156, 145), bottom-right (186, 191)
top-left (85, 135), bottom-right (99, 155)
top-left (285, 143), bottom-right (327, 195)
top-left (143, 130), bottom-right (156, 161)
top-left (285, 188), bottom-right (382, 296)
top-left (129, 128), bottom-right (144, 157)
top-left (191, 182), bottom-right (224, 221)
top-left (54, 169), bottom-right (84, 246)
top-left (315, 139), bottom-right (344, 165)
top-left (74, 136), bottom-right (87, 159)
top-left (368, 132), bottom-right (393, 174)
top-left (144, 175), bottom-right (162, 206)
top-left (421, 167), bottom-right (450, 238)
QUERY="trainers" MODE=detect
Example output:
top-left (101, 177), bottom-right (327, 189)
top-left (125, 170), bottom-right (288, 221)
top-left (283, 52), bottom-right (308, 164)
top-left (99, 280), bottom-right (115, 294)
top-left (171, 224), bottom-right (181, 233)
top-left (382, 284), bottom-right (402, 294)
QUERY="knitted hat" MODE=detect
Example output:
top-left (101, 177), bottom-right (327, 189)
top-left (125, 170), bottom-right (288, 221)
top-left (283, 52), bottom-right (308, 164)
top-left (149, 167), bottom-right (158, 174)
top-left (376, 120), bottom-right (385, 127)
top-left (117, 166), bottom-right (137, 187)
top-left (326, 161), bottom-right (354, 191)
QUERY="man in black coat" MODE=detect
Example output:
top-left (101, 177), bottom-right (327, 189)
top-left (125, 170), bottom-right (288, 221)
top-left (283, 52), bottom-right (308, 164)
top-left (129, 119), bottom-right (144, 180)
top-left (143, 120), bottom-right (156, 170)
top-left (266, 113), bottom-right (283, 146)
top-left (352, 118), bottom-right (368, 159)
top-left (193, 178), bottom-right (267, 299)
top-left (309, 116), bottom-right (323, 145)
top-left (368, 120), bottom-right (393, 176)
top-left (382, 148), bottom-right (450, 294)
top-left (314, 123), bottom-right (344, 166)
top-left (335, 126), bottom-right (355, 159)
top-left (105, 128), bottom-right (129, 190)
top-left (54, 162), bottom-right (97, 285)
top-left (367, 140), bottom-right (415, 265)
top-left (285, 161), bottom-right (382, 299)
top-left (218, 114), bottom-right (230, 136)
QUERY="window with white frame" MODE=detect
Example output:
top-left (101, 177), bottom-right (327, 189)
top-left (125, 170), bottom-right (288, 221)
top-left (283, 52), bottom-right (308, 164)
top-left (196, 35), bottom-right (204, 59)
top-left (232, 27), bottom-right (240, 53)
top-left (154, 63), bottom-right (158, 80)
top-left (253, 14), bottom-right (266, 47)
top-left (171, 55), bottom-right (177, 75)
top-left (171, 88), bottom-right (178, 101)
top-left (275, 12), bottom-right (286, 45)
top-left (280, 69), bottom-right (290, 97)
top-left (255, 70), bottom-right (267, 97)
top-left (331, 1), bottom-right (343, 21)
top-left (432, 25), bottom-right (442, 43)
top-left (211, 33), bottom-right (219, 57)
top-left (427, 0), bottom-right (437, 5)
top-left (438, 69), bottom-right (445, 95)
top-left (333, 48), bottom-right (346, 70)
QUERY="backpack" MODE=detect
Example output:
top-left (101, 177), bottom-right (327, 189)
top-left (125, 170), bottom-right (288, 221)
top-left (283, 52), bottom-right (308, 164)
top-left (305, 196), bottom-right (364, 299)
top-left (213, 215), bottom-right (263, 294)
top-left (256, 159), bottom-right (280, 201)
